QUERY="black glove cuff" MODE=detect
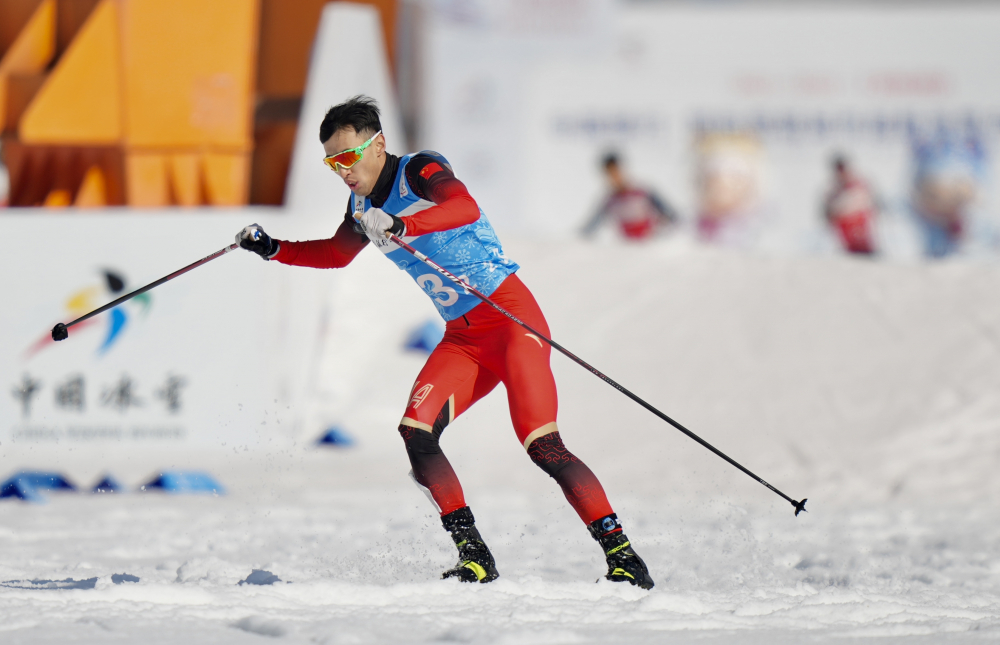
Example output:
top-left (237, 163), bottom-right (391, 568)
top-left (388, 215), bottom-right (406, 237)
top-left (265, 238), bottom-right (280, 260)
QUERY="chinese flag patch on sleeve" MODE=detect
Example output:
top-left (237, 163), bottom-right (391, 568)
top-left (419, 162), bottom-right (444, 179)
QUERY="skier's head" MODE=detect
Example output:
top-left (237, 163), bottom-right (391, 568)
top-left (832, 154), bottom-right (849, 180)
top-left (320, 95), bottom-right (386, 197)
top-left (602, 151), bottom-right (626, 192)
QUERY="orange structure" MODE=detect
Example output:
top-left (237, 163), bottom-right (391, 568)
top-left (20, 0), bottom-right (122, 144)
top-left (0, 0), bottom-right (398, 208)
top-left (0, 0), bottom-right (54, 131)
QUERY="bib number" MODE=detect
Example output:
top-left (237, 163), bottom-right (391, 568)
top-left (416, 273), bottom-right (459, 307)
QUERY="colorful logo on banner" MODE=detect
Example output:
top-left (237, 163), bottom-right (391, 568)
top-left (25, 270), bottom-right (152, 358)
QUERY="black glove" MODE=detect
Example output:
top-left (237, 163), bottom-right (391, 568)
top-left (236, 223), bottom-right (280, 260)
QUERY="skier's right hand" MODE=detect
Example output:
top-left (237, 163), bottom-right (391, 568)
top-left (236, 223), bottom-right (280, 260)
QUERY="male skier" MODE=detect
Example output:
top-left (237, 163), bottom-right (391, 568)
top-left (237, 96), bottom-right (653, 589)
top-left (823, 155), bottom-right (878, 256)
top-left (582, 151), bottom-right (677, 240)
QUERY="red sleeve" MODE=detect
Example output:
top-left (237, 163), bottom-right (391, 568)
top-left (271, 215), bottom-right (369, 268)
top-left (399, 155), bottom-right (481, 236)
top-left (401, 177), bottom-right (480, 236)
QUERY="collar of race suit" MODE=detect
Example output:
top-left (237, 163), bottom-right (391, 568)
top-left (368, 152), bottom-right (400, 209)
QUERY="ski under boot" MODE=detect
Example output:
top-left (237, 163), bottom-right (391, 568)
top-left (589, 513), bottom-right (654, 590)
top-left (440, 506), bottom-right (499, 584)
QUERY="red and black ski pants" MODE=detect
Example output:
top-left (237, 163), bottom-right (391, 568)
top-left (398, 273), bottom-right (614, 525)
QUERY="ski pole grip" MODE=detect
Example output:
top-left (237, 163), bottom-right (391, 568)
top-left (52, 322), bottom-right (69, 341)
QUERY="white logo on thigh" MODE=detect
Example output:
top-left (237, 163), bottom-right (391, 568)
top-left (410, 384), bottom-right (434, 409)
top-left (525, 333), bottom-right (543, 348)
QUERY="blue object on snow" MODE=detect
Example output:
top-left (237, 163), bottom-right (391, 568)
top-left (0, 471), bottom-right (76, 502)
top-left (92, 474), bottom-right (124, 494)
top-left (142, 471), bottom-right (225, 495)
top-left (316, 426), bottom-right (355, 447)
top-left (238, 569), bottom-right (281, 586)
top-left (404, 319), bottom-right (445, 353)
top-left (112, 573), bottom-right (140, 584)
top-left (0, 479), bottom-right (44, 502)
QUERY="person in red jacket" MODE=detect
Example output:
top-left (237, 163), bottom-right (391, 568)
top-left (824, 155), bottom-right (879, 256)
top-left (582, 152), bottom-right (677, 240)
top-left (236, 96), bottom-right (653, 589)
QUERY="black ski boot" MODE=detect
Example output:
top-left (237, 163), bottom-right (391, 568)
top-left (589, 513), bottom-right (654, 590)
top-left (440, 506), bottom-right (499, 583)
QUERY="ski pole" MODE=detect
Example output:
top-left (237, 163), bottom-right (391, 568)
top-left (389, 234), bottom-right (807, 516)
top-left (51, 243), bottom-right (240, 342)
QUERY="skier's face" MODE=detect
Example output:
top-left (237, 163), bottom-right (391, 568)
top-left (604, 163), bottom-right (626, 192)
top-left (323, 127), bottom-right (386, 197)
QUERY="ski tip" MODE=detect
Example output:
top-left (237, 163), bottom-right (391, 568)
top-left (793, 498), bottom-right (808, 516)
top-left (51, 323), bottom-right (68, 342)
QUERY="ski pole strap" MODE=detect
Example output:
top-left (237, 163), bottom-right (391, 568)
top-left (387, 234), bottom-right (807, 516)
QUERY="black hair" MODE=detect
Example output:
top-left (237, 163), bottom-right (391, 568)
top-left (602, 151), bottom-right (620, 169)
top-left (832, 153), bottom-right (847, 172)
top-left (319, 95), bottom-right (382, 144)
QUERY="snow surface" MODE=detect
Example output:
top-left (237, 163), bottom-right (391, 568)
top-left (2, 237), bottom-right (1000, 643)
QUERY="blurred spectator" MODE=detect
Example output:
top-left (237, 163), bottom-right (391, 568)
top-left (695, 132), bottom-right (765, 246)
top-left (581, 152), bottom-right (677, 240)
top-left (911, 134), bottom-right (985, 258)
top-left (823, 155), bottom-right (879, 256)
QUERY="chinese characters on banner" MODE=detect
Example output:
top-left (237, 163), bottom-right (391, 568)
top-left (9, 373), bottom-right (189, 442)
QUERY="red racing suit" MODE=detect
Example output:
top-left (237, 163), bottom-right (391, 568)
top-left (271, 152), bottom-right (614, 524)
top-left (825, 175), bottom-right (878, 255)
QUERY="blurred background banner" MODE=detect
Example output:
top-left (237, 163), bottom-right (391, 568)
top-left (418, 3), bottom-right (1000, 251)
top-left (413, 0), bottom-right (616, 233)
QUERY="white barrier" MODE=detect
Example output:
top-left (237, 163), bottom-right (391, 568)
top-left (1, 212), bottom-right (325, 450)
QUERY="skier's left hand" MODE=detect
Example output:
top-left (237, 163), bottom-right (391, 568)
top-left (356, 208), bottom-right (405, 240)
top-left (236, 223), bottom-right (280, 260)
